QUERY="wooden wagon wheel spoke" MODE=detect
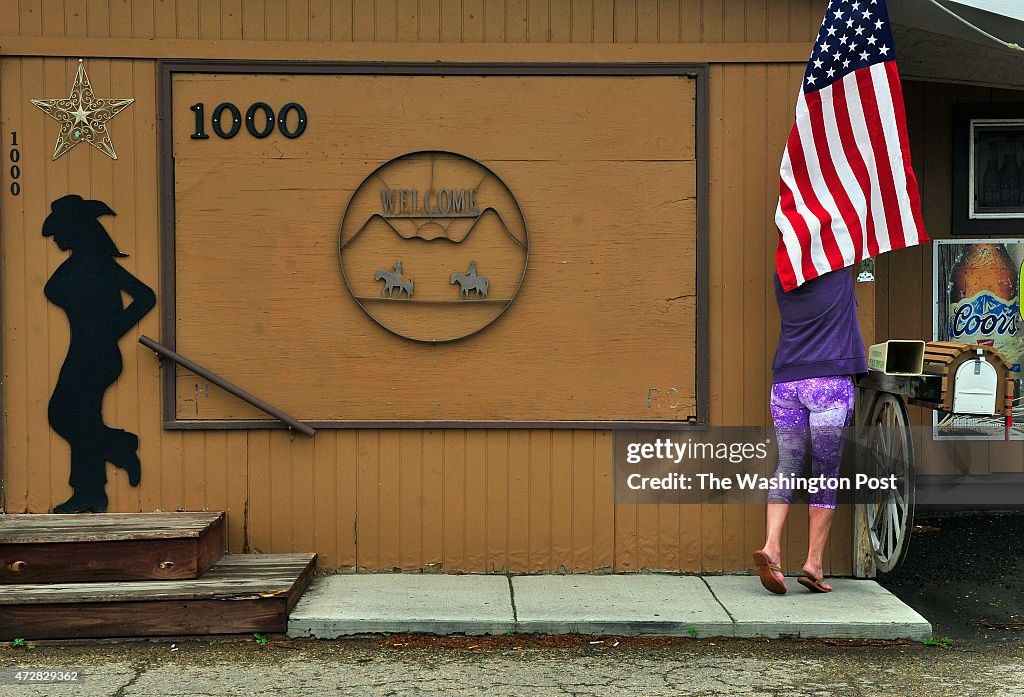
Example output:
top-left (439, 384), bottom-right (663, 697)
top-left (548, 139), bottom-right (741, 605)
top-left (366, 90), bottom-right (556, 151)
top-left (888, 502), bottom-right (901, 542)
top-left (868, 508), bottom-right (883, 549)
top-left (877, 413), bottom-right (893, 462)
top-left (888, 518), bottom-right (899, 559)
top-left (887, 412), bottom-right (907, 473)
top-left (878, 507), bottom-right (892, 559)
top-left (892, 487), bottom-right (906, 508)
top-left (868, 504), bottom-right (880, 534)
top-left (888, 425), bottom-right (905, 471)
top-left (870, 501), bottom-right (887, 541)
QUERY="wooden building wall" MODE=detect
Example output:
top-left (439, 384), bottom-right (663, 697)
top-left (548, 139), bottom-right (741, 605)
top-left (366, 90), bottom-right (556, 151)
top-left (0, 0), bottom-right (854, 575)
top-left (0, 0), bottom-right (824, 45)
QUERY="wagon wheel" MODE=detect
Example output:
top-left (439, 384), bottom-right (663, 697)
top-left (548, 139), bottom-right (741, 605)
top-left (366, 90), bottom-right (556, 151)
top-left (863, 393), bottom-right (916, 574)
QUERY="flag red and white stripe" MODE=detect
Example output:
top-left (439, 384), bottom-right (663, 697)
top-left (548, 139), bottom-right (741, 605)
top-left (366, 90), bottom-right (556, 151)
top-left (775, 0), bottom-right (928, 291)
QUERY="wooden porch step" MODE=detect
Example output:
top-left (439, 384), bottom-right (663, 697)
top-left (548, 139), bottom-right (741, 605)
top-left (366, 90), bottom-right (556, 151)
top-left (0, 512), bottom-right (226, 583)
top-left (0, 553), bottom-right (317, 640)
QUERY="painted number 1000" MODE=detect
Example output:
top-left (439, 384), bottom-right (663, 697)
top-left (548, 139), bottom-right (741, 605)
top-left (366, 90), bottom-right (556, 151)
top-left (189, 102), bottom-right (307, 140)
top-left (9, 131), bottom-right (21, 196)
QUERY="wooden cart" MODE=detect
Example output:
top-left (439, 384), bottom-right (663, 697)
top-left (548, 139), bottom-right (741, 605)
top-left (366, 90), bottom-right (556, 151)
top-left (855, 341), bottom-right (1015, 574)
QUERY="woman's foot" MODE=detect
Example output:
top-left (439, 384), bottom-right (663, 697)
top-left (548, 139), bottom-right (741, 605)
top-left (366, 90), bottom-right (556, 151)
top-left (116, 450), bottom-right (141, 487)
top-left (753, 549), bottom-right (787, 594)
top-left (53, 490), bottom-right (108, 514)
top-left (108, 430), bottom-right (141, 486)
top-left (798, 564), bottom-right (832, 592)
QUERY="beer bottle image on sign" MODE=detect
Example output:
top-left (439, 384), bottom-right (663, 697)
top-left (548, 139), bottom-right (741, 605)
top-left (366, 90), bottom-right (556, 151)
top-left (948, 243), bottom-right (1022, 362)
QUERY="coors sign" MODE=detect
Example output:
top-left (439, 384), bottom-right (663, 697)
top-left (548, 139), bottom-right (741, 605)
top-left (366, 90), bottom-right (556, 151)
top-left (947, 244), bottom-right (1021, 361)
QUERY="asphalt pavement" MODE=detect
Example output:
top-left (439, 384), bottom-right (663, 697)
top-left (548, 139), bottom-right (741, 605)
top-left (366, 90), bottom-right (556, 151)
top-left (0, 635), bottom-right (1020, 696)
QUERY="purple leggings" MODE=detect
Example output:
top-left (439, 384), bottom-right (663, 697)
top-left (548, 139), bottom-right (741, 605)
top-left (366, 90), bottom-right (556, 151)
top-left (768, 376), bottom-right (855, 509)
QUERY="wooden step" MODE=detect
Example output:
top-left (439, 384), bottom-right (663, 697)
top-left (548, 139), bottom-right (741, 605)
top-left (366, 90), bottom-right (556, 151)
top-left (0, 553), bottom-right (316, 640)
top-left (0, 512), bottom-right (226, 583)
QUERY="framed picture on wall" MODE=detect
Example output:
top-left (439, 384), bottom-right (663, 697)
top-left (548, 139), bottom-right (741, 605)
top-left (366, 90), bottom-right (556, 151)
top-left (953, 104), bottom-right (1024, 236)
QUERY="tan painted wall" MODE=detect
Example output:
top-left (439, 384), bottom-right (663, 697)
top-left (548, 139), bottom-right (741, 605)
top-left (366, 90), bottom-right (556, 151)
top-left (0, 0), bottom-right (855, 575)
top-left (0, 0), bottom-right (822, 44)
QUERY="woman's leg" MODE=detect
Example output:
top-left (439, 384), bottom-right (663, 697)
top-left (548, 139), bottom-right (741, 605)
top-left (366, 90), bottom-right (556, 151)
top-left (49, 378), bottom-right (111, 512)
top-left (762, 502), bottom-right (791, 576)
top-left (759, 381), bottom-right (811, 585)
top-left (805, 507), bottom-right (836, 589)
top-left (104, 427), bottom-right (141, 486)
top-left (801, 376), bottom-right (855, 588)
top-left (53, 444), bottom-right (109, 513)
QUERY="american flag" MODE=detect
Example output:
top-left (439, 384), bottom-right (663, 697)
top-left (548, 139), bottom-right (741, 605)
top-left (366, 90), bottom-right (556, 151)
top-left (775, 0), bottom-right (928, 291)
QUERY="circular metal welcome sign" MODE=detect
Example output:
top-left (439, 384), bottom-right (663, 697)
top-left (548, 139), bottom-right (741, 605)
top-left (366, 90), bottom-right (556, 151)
top-left (339, 151), bottom-right (528, 342)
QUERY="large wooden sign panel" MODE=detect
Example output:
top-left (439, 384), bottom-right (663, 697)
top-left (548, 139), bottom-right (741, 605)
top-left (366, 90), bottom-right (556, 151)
top-left (167, 68), bottom-right (700, 424)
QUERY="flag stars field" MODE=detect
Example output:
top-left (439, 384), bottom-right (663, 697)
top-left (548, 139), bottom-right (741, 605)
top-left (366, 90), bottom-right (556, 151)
top-left (804, 3), bottom-right (892, 110)
top-left (775, 0), bottom-right (928, 291)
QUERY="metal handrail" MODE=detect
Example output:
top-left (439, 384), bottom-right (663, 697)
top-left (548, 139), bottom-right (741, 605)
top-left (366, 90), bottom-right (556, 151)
top-left (139, 336), bottom-right (316, 437)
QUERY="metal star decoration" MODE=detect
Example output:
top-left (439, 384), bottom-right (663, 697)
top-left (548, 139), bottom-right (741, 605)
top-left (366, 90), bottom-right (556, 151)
top-left (31, 59), bottom-right (134, 160)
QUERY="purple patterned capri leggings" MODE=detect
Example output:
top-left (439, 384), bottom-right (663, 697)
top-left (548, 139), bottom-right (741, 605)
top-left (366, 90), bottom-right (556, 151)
top-left (768, 376), bottom-right (855, 509)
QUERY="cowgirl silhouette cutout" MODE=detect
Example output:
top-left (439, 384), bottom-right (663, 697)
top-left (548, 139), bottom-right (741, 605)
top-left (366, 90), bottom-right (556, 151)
top-left (43, 195), bottom-right (156, 513)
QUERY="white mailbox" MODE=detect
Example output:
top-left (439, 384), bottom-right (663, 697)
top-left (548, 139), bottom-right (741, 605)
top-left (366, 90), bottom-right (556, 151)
top-left (952, 357), bottom-right (999, 415)
top-left (921, 341), bottom-right (1014, 418)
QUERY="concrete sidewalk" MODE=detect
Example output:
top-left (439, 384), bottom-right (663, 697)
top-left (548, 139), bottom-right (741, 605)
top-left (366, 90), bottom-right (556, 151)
top-left (287, 574), bottom-right (932, 641)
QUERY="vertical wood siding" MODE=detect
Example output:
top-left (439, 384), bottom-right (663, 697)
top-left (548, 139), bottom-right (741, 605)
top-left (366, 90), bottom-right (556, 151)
top-left (0, 0), bottom-right (821, 44)
top-left (0, 1), bottom-right (846, 574)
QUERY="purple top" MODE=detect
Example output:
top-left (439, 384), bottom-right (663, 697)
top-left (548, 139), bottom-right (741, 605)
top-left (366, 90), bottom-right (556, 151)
top-left (772, 268), bottom-right (868, 385)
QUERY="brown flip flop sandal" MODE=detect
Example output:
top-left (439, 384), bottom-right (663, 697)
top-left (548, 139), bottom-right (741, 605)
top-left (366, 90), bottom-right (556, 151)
top-left (797, 574), bottom-right (832, 593)
top-left (752, 550), bottom-right (787, 594)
